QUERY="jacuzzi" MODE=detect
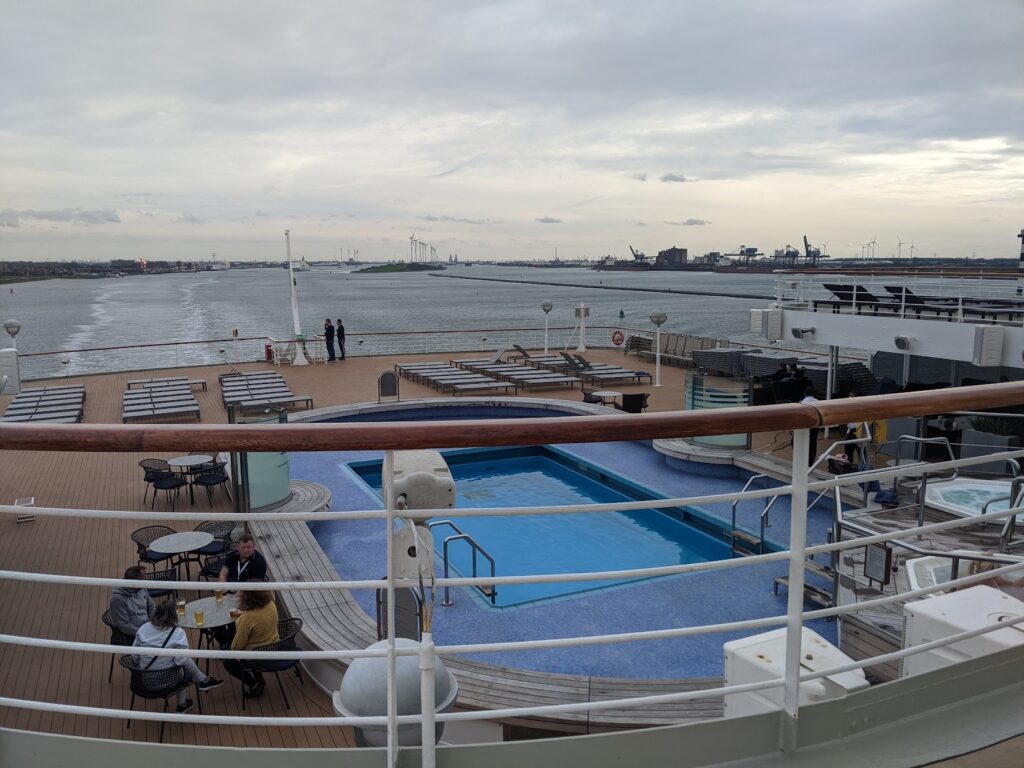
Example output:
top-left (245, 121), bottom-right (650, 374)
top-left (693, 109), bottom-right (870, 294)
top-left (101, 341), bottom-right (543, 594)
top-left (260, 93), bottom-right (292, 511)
top-left (924, 479), bottom-right (1024, 521)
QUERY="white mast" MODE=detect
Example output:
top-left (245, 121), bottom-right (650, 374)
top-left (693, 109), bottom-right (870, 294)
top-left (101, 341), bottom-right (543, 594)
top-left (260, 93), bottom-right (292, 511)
top-left (285, 229), bottom-right (309, 365)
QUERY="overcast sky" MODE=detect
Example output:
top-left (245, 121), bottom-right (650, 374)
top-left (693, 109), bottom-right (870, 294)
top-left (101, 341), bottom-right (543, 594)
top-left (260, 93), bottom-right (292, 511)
top-left (1, 0), bottom-right (1022, 263)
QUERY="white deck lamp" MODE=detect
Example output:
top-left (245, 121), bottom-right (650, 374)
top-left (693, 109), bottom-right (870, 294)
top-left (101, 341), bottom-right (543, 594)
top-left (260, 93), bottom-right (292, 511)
top-left (4, 319), bottom-right (21, 350)
top-left (541, 301), bottom-right (553, 354)
top-left (650, 310), bottom-right (667, 387)
top-left (285, 230), bottom-right (309, 366)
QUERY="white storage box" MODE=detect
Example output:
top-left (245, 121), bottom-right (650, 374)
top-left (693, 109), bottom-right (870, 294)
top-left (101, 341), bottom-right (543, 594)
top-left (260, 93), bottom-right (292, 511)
top-left (724, 627), bottom-right (868, 718)
top-left (902, 585), bottom-right (1024, 678)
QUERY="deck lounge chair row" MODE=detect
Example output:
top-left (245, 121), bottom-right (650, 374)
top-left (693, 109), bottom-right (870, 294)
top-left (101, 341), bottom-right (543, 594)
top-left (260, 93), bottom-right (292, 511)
top-left (813, 284), bottom-right (1024, 322)
top-left (634, 333), bottom-right (716, 368)
top-left (219, 372), bottom-right (313, 410)
top-left (122, 384), bottom-right (200, 423)
top-left (2, 385), bottom-right (86, 423)
top-left (126, 375), bottom-right (208, 391)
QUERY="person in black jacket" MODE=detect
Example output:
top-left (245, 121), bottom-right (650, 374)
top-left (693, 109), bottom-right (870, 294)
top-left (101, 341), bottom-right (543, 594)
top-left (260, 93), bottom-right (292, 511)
top-left (336, 318), bottom-right (346, 360)
top-left (323, 319), bottom-right (336, 362)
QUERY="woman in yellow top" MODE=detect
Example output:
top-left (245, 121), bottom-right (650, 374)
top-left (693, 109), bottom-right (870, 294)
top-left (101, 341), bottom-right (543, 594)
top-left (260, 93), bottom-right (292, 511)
top-left (223, 589), bottom-right (279, 698)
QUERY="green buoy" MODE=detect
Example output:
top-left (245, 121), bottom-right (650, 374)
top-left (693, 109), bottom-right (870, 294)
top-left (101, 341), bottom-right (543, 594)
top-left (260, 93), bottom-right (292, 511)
top-left (618, 309), bottom-right (625, 319)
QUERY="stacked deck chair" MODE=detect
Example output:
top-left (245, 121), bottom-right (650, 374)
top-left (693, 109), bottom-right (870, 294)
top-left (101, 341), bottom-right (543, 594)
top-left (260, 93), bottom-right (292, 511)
top-left (122, 382), bottom-right (200, 423)
top-left (394, 362), bottom-right (515, 395)
top-left (471, 360), bottom-right (581, 391)
top-left (220, 372), bottom-right (313, 411)
top-left (571, 355), bottom-right (653, 385)
top-left (507, 345), bottom-right (565, 368)
top-left (2, 384), bottom-right (86, 423)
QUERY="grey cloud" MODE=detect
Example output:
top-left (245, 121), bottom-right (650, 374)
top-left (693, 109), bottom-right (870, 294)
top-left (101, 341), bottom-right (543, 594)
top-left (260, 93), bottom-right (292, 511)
top-left (177, 212), bottom-right (204, 224)
top-left (635, 221), bottom-right (646, 227)
top-left (536, 216), bottom-right (561, 224)
top-left (254, 210), bottom-right (269, 218)
top-left (632, 173), bottom-right (647, 181)
top-left (660, 173), bottom-right (694, 183)
top-left (0, 210), bottom-right (20, 227)
top-left (665, 218), bottom-right (711, 226)
top-left (6, 208), bottom-right (120, 225)
top-left (421, 214), bottom-right (499, 225)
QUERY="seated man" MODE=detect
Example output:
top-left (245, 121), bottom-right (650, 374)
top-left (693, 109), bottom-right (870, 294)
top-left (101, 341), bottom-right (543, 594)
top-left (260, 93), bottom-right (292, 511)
top-left (109, 565), bottom-right (155, 639)
top-left (218, 533), bottom-right (268, 584)
top-left (214, 533), bottom-right (268, 646)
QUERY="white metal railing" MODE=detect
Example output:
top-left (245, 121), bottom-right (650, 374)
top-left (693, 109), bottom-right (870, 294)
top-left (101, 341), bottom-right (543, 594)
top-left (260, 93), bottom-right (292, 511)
top-left (16, 326), bottom-right (651, 380)
top-left (3, 441), bottom-right (1024, 767)
top-left (775, 273), bottom-right (1024, 326)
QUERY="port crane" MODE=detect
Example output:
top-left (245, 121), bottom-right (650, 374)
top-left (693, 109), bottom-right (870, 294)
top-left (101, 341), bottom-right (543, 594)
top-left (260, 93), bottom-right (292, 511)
top-left (725, 245), bottom-right (763, 265)
top-left (802, 235), bottom-right (830, 266)
top-left (628, 246), bottom-right (650, 264)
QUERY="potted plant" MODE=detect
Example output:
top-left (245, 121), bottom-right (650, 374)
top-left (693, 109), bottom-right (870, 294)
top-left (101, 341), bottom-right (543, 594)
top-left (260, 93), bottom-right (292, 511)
top-left (960, 414), bottom-right (1023, 475)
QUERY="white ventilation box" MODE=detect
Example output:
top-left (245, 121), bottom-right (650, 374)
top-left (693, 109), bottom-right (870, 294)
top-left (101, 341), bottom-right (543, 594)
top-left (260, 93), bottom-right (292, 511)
top-left (749, 308), bottom-right (783, 341)
top-left (390, 450), bottom-right (455, 510)
top-left (723, 627), bottom-right (868, 718)
top-left (972, 325), bottom-right (1005, 367)
top-left (901, 585), bottom-right (1024, 677)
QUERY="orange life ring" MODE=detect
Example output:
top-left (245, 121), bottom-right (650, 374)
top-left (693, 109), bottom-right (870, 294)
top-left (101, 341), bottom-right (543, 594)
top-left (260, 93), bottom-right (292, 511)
top-left (611, 330), bottom-right (625, 346)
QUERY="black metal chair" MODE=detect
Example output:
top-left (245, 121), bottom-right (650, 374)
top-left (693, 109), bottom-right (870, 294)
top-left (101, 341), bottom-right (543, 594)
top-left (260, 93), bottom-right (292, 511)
top-left (139, 458), bottom-right (172, 504)
top-left (192, 462), bottom-right (231, 508)
top-left (101, 609), bottom-right (133, 683)
top-left (146, 567), bottom-right (179, 602)
top-left (130, 525), bottom-right (177, 569)
top-left (618, 393), bottom-right (650, 413)
top-left (151, 474), bottom-right (188, 511)
top-left (241, 617), bottom-right (305, 710)
top-left (119, 655), bottom-right (201, 743)
top-left (180, 520), bottom-right (235, 573)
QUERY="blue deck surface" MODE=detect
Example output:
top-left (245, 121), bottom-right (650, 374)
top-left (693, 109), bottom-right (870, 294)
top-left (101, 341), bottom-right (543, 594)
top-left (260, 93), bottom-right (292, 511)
top-left (293, 416), bottom-right (837, 679)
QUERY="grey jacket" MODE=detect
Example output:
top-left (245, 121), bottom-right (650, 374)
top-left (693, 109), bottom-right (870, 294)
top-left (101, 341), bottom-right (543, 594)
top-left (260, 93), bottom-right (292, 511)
top-left (109, 587), bottom-right (155, 637)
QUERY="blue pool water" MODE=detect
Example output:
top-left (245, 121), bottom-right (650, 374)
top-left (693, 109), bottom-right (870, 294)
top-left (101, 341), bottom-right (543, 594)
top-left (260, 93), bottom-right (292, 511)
top-left (350, 447), bottom-right (732, 607)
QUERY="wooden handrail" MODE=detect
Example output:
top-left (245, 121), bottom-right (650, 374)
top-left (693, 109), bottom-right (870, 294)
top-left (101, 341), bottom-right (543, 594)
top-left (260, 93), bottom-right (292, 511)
top-left (2, 383), bottom-right (1023, 453)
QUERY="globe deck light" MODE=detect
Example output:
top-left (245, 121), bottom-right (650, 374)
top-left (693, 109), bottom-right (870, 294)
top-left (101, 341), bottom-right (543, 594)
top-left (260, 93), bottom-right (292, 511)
top-left (4, 319), bottom-right (22, 350)
top-left (541, 301), bottom-right (553, 354)
top-left (650, 311), bottom-right (667, 387)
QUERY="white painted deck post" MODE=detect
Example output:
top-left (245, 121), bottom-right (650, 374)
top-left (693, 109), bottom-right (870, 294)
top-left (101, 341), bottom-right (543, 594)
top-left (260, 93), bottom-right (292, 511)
top-left (383, 450), bottom-right (398, 767)
top-left (781, 428), bottom-right (810, 752)
top-left (420, 633), bottom-right (437, 768)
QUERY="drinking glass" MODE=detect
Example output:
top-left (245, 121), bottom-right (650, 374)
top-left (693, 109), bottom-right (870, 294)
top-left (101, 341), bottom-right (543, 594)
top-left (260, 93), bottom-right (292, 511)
top-left (194, 608), bottom-right (204, 626)
top-left (214, 590), bottom-right (223, 604)
top-left (176, 599), bottom-right (186, 617)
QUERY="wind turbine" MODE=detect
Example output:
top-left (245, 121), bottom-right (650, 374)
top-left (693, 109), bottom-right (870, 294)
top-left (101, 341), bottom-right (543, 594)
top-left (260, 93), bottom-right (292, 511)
top-left (896, 236), bottom-right (905, 262)
top-left (868, 234), bottom-right (879, 260)
top-left (409, 233), bottom-right (417, 262)
top-left (908, 241), bottom-right (916, 261)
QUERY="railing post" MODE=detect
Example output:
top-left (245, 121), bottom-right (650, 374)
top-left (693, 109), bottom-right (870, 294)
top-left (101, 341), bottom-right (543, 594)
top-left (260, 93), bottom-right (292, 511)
top-left (382, 450), bottom-right (399, 768)
top-left (420, 632), bottom-right (437, 768)
top-left (781, 427), bottom-right (810, 752)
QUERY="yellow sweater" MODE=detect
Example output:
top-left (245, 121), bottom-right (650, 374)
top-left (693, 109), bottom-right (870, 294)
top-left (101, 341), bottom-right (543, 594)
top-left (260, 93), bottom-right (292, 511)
top-left (231, 601), bottom-right (279, 650)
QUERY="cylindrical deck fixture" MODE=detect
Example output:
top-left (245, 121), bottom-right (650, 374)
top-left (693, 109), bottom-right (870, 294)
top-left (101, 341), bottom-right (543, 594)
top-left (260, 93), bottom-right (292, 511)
top-left (541, 301), bottom-right (553, 354)
top-left (650, 310), bottom-right (667, 387)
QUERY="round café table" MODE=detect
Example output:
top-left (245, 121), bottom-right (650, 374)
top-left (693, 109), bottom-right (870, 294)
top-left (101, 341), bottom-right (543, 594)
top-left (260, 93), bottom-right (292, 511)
top-left (180, 594), bottom-right (240, 674)
top-left (168, 454), bottom-right (214, 505)
top-left (590, 390), bottom-right (622, 407)
top-left (150, 531), bottom-right (214, 581)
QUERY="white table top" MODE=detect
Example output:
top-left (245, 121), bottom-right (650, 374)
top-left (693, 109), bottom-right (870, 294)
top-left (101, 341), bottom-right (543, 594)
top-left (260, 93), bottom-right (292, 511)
top-left (179, 594), bottom-right (240, 629)
top-left (168, 454), bottom-right (213, 468)
top-left (590, 390), bottom-right (622, 399)
top-left (150, 531), bottom-right (214, 555)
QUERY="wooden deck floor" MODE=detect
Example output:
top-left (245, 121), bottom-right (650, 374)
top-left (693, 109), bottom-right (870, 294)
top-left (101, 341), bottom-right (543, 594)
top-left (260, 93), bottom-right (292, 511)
top-left (0, 348), bottom-right (676, 746)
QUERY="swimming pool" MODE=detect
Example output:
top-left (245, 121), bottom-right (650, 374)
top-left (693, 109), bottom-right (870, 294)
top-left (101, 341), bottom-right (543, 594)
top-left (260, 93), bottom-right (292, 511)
top-left (349, 446), bottom-right (733, 607)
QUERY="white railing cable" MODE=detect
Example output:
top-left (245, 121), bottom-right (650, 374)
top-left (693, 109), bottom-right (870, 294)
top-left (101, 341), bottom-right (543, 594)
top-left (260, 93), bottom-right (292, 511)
top-left (2, 611), bottom-right (1021, 729)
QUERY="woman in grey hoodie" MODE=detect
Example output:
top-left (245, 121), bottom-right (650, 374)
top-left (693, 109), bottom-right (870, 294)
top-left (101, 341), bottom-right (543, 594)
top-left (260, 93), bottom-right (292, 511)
top-left (133, 602), bottom-right (223, 713)
top-left (108, 566), bottom-right (155, 638)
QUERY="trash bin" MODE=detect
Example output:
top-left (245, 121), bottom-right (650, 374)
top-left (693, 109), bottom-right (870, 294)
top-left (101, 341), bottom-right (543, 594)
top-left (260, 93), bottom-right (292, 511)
top-left (264, 343), bottom-right (273, 361)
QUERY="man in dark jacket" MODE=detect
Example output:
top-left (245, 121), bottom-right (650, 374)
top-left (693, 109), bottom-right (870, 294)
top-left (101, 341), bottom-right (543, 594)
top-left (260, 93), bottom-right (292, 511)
top-left (323, 319), bottom-right (336, 362)
top-left (109, 565), bottom-right (154, 638)
top-left (336, 318), bottom-right (346, 360)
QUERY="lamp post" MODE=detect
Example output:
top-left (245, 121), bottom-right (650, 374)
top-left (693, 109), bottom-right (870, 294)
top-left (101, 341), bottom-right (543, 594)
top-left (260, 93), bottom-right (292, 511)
top-left (650, 310), bottom-right (667, 387)
top-left (285, 230), bottom-right (309, 366)
top-left (4, 319), bottom-right (21, 350)
top-left (541, 301), bottom-right (553, 354)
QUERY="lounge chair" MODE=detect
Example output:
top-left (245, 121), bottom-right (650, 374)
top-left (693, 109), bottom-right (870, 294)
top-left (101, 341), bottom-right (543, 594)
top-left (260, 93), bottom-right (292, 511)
top-left (617, 393), bottom-right (650, 413)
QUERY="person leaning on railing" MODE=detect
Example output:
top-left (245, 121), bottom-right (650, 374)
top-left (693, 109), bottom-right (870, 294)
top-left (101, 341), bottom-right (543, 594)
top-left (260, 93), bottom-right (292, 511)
top-left (223, 589), bottom-right (279, 699)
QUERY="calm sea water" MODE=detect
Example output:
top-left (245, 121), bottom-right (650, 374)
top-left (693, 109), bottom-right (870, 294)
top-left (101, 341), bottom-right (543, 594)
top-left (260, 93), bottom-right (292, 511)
top-left (1, 265), bottom-right (778, 376)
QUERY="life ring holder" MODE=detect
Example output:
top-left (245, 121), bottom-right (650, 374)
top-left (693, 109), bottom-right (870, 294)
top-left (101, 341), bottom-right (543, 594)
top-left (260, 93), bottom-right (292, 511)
top-left (611, 330), bottom-right (625, 346)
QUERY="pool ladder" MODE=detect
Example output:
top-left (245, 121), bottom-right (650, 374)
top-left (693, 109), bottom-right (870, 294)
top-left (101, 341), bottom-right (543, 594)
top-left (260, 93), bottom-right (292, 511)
top-left (427, 520), bottom-right (497, 606)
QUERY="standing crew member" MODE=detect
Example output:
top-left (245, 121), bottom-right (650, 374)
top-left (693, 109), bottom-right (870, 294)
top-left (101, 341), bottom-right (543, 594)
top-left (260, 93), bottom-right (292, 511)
top-left (336, 318), bottom-right (346, 360)
top-left (323, 319), bottom-right (336, 362)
